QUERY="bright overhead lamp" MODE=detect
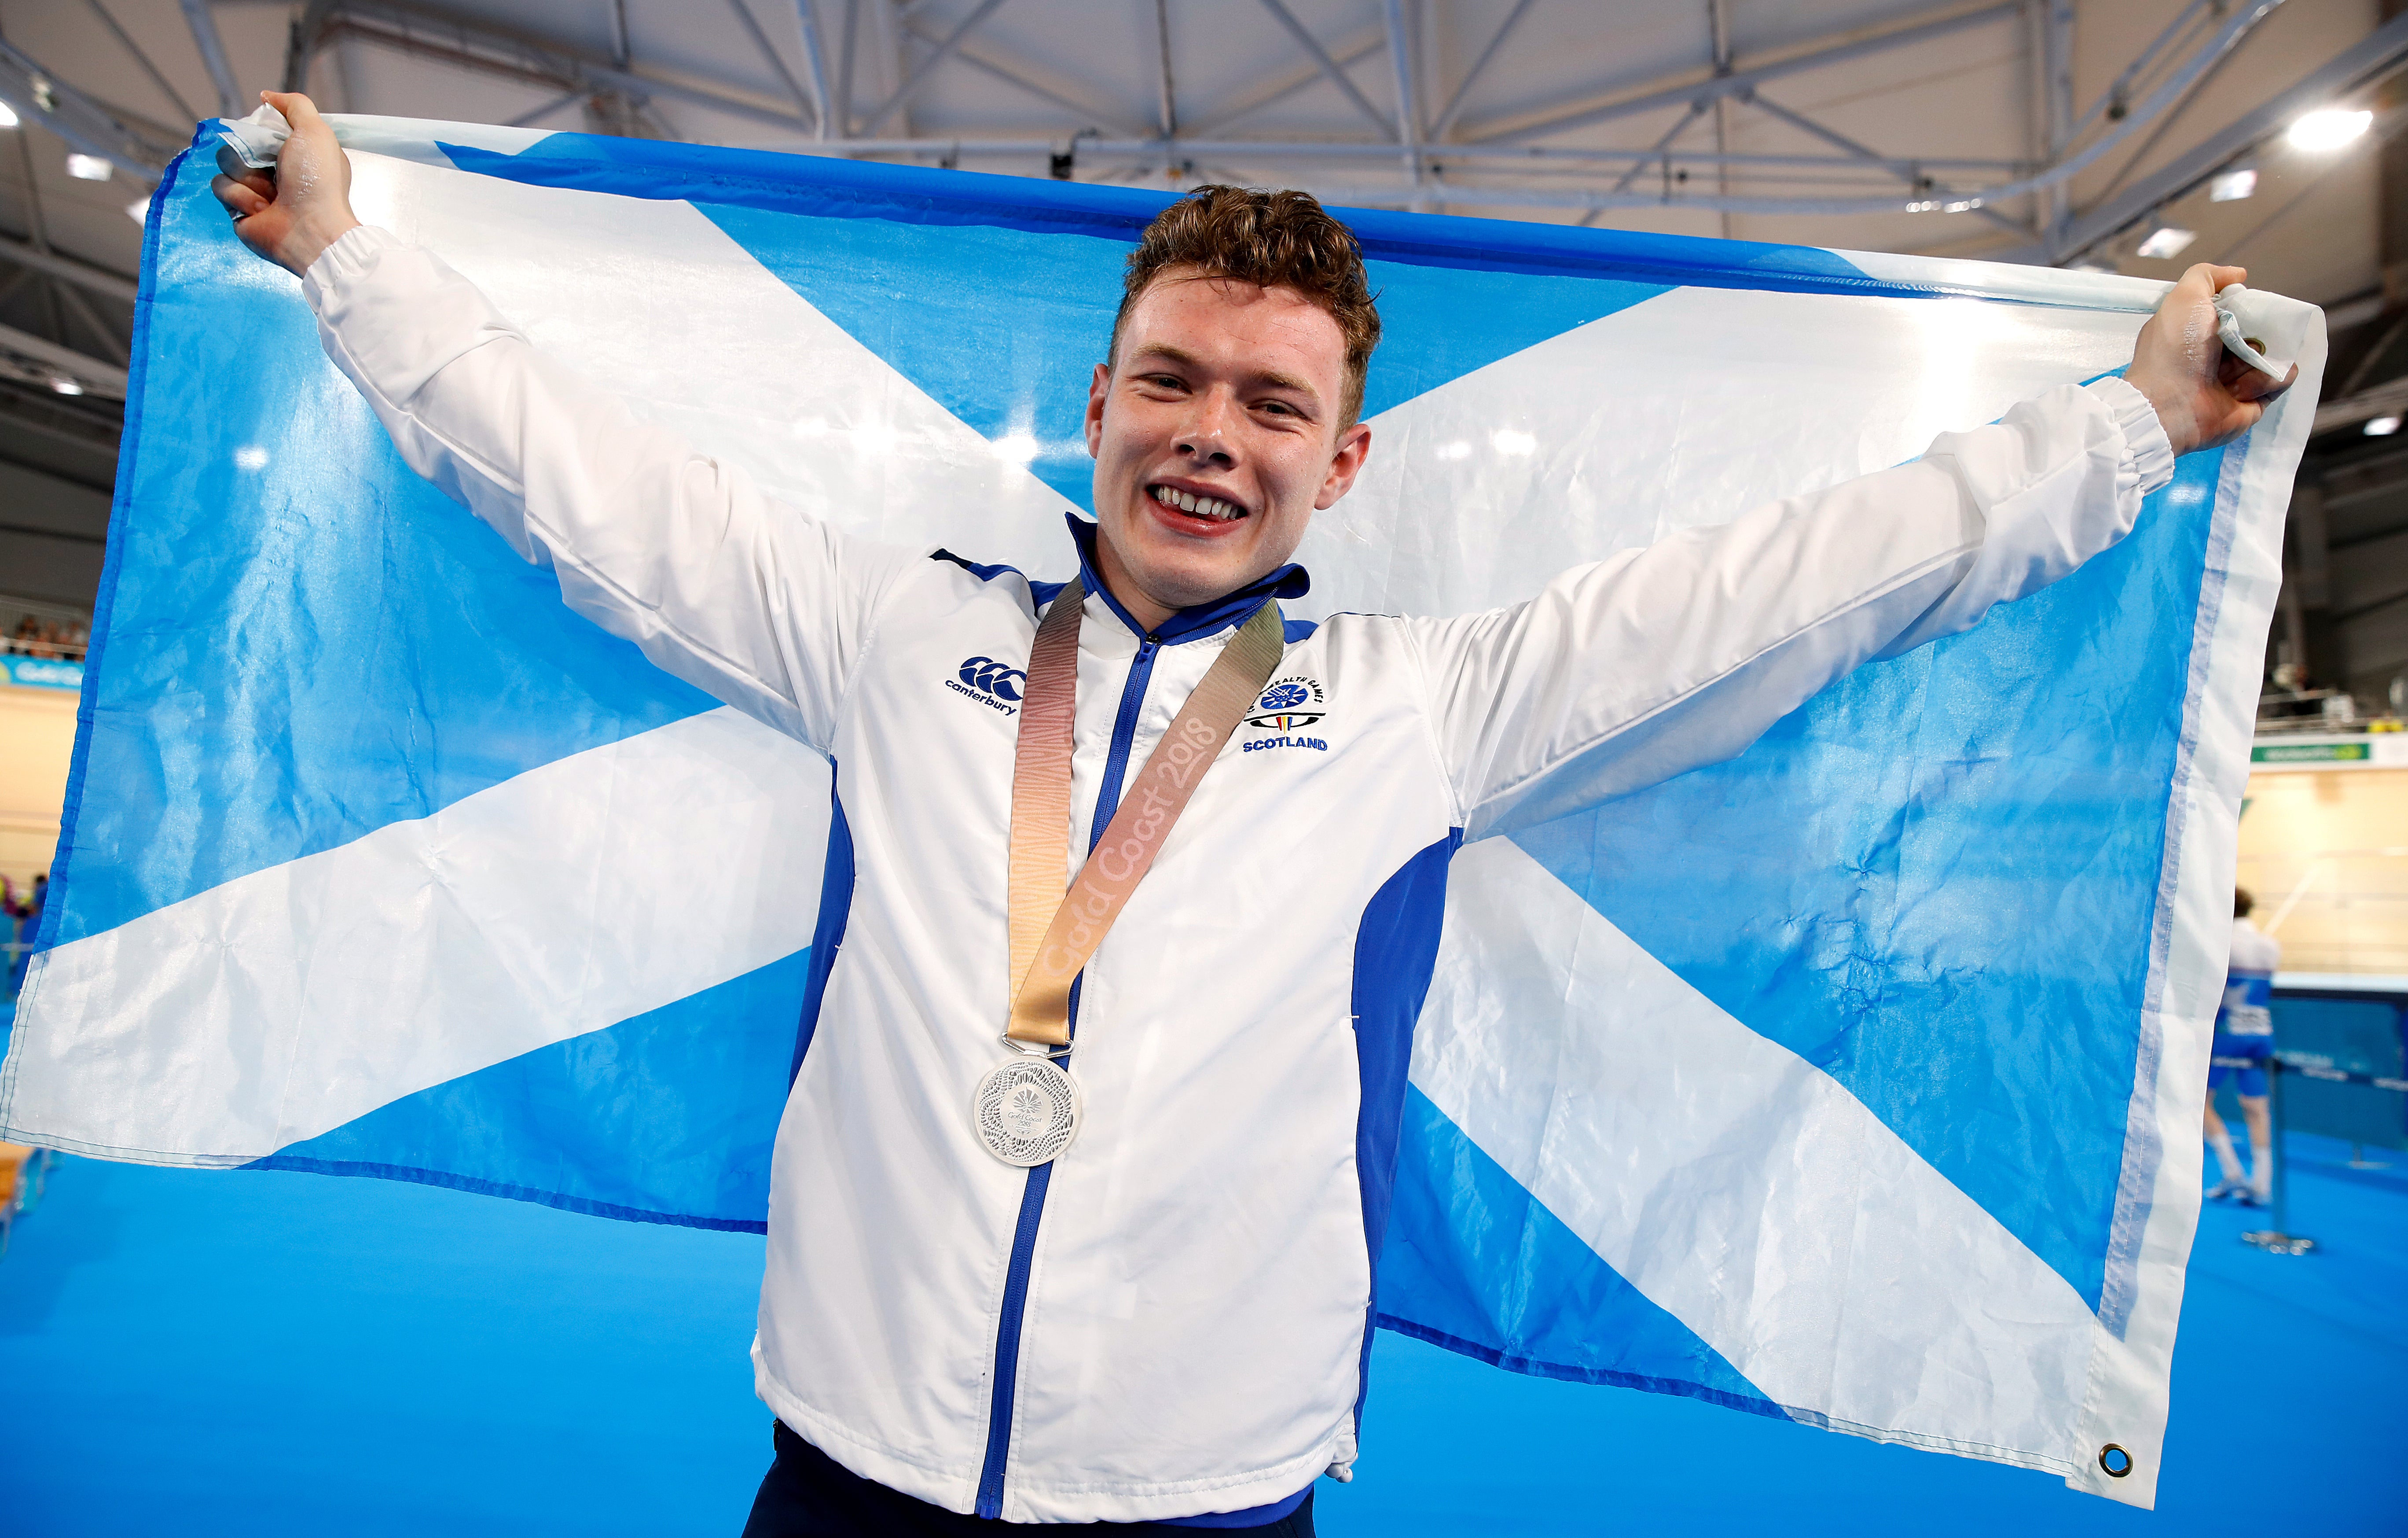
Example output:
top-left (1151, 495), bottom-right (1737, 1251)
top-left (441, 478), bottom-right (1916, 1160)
top-left (64, 153), bottom-right (111, 181)
top-left (125, 196), bottom-right (148, 224)
top-left (0, 100), bottom-right (18, 129)
top-left (50, 376), bottom-right (83, 397)
top-left (2067, 258), bottom-right (2117, 274)
top-left (2135, 226), bottom-right (2197, 260)
top-left (2210, 167), bottom-right (2258, 202)
top-left (2288, 107), bottom-right (2373, 151)
top-left (2367, 415), bottom-right (2403, 437)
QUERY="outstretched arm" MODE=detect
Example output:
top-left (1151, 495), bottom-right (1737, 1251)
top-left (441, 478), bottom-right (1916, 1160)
top-left (1411, 265), bottom-right (2294, 841)
top-left (211, 92), bottom-right (915, 751)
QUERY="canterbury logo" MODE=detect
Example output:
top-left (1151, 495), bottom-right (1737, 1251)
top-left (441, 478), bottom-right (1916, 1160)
top-left (958, 656), bottom-right (1028, 702)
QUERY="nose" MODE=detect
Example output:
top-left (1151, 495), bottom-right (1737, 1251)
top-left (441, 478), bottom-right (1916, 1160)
top-left (1174, 386), bottom-right (1240, 469)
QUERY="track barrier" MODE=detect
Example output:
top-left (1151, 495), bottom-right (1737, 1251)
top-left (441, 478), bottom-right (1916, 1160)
top-left (2210, 1049), bottom-right (2408, 1256)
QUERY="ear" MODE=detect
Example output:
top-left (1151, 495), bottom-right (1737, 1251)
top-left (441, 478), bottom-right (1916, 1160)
top-left (1084, 361), bottom-right (1112, 459)
top-left (1314, 421), bottom-right (1373, 510)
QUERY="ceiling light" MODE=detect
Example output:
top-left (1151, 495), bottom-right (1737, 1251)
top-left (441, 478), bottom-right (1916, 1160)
top-left (2210, 167), bottom-right (2258, 202)
top-left (2135, 226), bottom-right (2197, 260)
top-left (64, 153), bottom-right (111, 181)
top-left (2367, 415), bottom-right (2403, 437)
top-left (988, 433), bottom-right (1038, 464)
top-left (2068, 258), bottom-right (2117, 274)
top-left (125, 196), bottom-right (148, 225)
top-left (2288, 107), bottom-right (2373, 151)
top-left (50, 376), bottom-right (83, 396)
top-left (1490, 428), bottom-right (1536, 456)
top-left (0, 100), bottom-right (18, 129)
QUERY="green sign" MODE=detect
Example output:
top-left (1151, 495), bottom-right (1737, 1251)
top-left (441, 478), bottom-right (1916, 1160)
top-left (2253, 741), bottom-right (2371, 763)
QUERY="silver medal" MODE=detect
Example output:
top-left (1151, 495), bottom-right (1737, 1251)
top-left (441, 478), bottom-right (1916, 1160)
top-left (973, 1056), bottom-right (1082, 1166)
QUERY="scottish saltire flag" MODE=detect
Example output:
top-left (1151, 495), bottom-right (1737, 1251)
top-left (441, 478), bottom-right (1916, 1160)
top-left (0, 116), bottom-right (2322, 1508)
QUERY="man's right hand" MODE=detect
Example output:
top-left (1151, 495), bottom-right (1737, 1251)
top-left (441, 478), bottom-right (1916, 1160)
top-left (209, 91), bottom-right (360, 277)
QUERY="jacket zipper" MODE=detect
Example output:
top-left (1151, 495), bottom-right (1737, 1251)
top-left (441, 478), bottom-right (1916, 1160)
top-left (975, 626), bottom-right (1161, 1520)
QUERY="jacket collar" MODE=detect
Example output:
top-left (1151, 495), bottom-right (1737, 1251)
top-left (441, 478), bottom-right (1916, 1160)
top-left (1065, 514), bottom-right (1309, 643)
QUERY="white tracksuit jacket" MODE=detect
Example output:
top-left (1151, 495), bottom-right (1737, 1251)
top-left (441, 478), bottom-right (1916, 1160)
top-left (305, 225), bottom-right (2177, 1524)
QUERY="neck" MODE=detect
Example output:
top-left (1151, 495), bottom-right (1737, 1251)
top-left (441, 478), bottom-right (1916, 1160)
top-left (1090, 530), bottom-right (1180, 635)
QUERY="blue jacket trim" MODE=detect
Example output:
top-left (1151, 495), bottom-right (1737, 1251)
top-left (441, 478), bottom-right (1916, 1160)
top-left (1160, 1485), bottom-right (1313, 1527)
top-left (1062, 515), bottom-right (1309, 643)
top-left (929, 547), bottom-right (1067, 607)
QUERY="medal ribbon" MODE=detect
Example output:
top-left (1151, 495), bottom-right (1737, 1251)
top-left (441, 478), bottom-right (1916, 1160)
top-left (1004, 577), bottom-right (1286, 1049)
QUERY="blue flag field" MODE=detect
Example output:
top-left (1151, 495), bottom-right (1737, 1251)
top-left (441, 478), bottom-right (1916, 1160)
top-left (0, 115), bottom-right (2325, 1509)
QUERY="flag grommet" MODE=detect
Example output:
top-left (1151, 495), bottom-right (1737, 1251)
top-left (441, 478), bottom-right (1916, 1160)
top-left (2098, 1445), bottom-right (2133, 1478)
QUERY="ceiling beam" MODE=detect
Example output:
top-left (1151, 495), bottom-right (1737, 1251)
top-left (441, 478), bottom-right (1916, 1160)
top-left (0, 238), bottom-right (139, 305)
top-left (87, 0), bottom-right (202, 127)
top-left (0, 384), bottom-right (122, 464)
top-left (1152, 0), bottom-right (1176, 139)
top-left (1606, 99), bottom-right (1706, 196)
top-left (1458, 0), bottom-right (2021, 145)
top-left (1257, 0), bottom-right (1395, 139)
top-left (304, 2), bottom-right (815, 135)
top-left (2316, 376), bottom-right (2408, 436)
top-left (0, 519), bottom-right (106, 547)
top-left (896, 13), bottom-right (1147, 137)
top-left (859, 0), bottom-right (1008, 136)
top-left (2069, 0), bottom-right (2209, 146)
top-left (0, 324), bottom-right (130, 400)
top-left (793, 1), bottom-right (833, 139)
top-left (1380, 0), bottom-right (1419, 193)
top-left (765, 135), bottom-right (2015, 175)
top-left (1185, 24), bottom-right (1384, 138)
top-left (55, 284), bottom-right (129, 367)
top-left (726, 0), bottom-right (819, 129)
top-left (0, 36), bottom-right (183, 180)
top-left (1745, 91), bottom-right (2025, 235)
top-left (180, 0), bottom-right (246, 117)
top-left (2000, 8), bottom-right (2408, 264)
top-left (1428, 0), bottom-right (1533, 142)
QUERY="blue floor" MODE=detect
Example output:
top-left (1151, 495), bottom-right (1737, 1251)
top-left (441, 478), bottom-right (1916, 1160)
top-left (2, 1137), bottom-right (2401, 1535)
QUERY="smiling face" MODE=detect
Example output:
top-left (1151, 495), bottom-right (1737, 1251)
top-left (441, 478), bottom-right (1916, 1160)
top-left (1084, 269), bottom-right (1372, 631)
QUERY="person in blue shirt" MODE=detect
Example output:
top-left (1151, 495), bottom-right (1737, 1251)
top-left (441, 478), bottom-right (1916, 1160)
top-left (2206, 888), bottom-right (2281, 1205)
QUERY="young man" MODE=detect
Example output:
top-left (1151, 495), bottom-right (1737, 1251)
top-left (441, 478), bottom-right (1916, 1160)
top-left (215, 92), bottom-right (2287, 1533)
top-left (2207, 888), bottom-right (2283, 1205)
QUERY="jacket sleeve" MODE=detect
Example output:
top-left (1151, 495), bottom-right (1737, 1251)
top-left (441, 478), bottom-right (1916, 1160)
top-left (301, 224), bottom-right (918, 753)
top-left (1405, 378), bottom-right (2178, 840)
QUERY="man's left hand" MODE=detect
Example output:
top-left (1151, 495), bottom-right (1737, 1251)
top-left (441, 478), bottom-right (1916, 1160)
top-left (2127, 262), bottom-right (2297, 456)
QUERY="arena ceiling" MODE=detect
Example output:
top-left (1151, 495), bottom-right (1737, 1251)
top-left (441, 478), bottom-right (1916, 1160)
top-left (1, 0), bottom-right (2402, 636)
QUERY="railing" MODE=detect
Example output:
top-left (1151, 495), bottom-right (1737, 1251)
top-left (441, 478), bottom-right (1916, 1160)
top-left (2224, 1050), bottom-right (2408, 1257)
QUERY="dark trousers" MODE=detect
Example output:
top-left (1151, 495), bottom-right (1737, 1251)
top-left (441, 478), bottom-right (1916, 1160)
top-left (741, 1420), bottom-right (1318, 1536)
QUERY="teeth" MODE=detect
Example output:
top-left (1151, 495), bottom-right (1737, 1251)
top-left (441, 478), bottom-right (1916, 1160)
top-left (1151, 485), bottom-right (1242, 521)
